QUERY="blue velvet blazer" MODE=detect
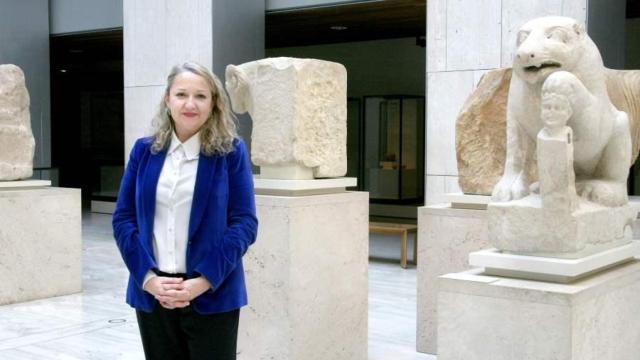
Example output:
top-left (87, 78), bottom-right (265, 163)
top-left (112, 137), bottom-right (258, 314)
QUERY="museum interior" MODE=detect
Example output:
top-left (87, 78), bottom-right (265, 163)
top-left (1, 0), bottom-right (640, 359)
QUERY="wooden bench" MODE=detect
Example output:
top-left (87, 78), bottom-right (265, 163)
top-left (369, 222), bottom-right (418, 269)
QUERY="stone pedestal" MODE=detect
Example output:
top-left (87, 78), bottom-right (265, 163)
top-left (438, 260), bottom-right (640, 360)
top-left (238, 192), bottom-right (368, 360)
top-left (0, 185), bottom-right (81, 305)
top-left (417, 203), bottom-right (490, 354)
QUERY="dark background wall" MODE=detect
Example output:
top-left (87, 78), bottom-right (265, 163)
top-left (212, 0), bottom-right (265, 144)
top-left (0, 0), bottom-right (51, 169)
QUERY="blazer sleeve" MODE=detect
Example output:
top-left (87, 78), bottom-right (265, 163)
top-left (112, 139), bottom-right (157, 288)
top-left (193, 139), bottom-right (258, 289)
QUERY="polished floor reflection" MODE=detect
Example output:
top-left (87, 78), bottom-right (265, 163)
top-left (0, 212), bottom-right (434, 359)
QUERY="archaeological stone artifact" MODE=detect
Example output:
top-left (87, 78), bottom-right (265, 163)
top-left (481, 16), bottom-right (635, 256)
top-left (456, 33), bottom-right (640, 197)
top-left (0, 64), bottom-right (35, 181)
top-left (225, 57), bottom-right (347, 179)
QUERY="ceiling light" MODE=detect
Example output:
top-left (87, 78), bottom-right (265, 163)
top-left (330, 25), bottom-right (348, 31)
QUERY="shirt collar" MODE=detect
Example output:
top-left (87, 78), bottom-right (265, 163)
top-left (169, 132), bottom-right (201, 160)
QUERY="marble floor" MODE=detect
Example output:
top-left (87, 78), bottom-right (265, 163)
top-left (0, 212), bottom-right (435, 360)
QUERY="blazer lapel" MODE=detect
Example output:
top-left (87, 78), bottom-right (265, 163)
top-left (142, 149), bottom-right (167, 237)
top-left (188, 153), bottom-right (216, 240)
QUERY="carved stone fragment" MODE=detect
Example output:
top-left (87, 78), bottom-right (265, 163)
top-left (225, 57), bottom-right (347, 179)
top-left (0, 64), bottom-right (35, 181)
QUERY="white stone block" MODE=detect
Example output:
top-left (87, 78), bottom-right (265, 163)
top-left (239, 192), bottom-right (368, 360)
top-left (446, 0), bottom-right (501, 71)
top-left (124, 85), bottom-right (165, 163)
top-left (416, 205), bottom-right (490, 354)
top-left (123, 0), bottom-right (167, 87)
top-left (427, 0), bottom-right (447, 72)
top-left (226, 58), bottom-right (347, 178)
top-left (165, 0), bottom-right (213, 71)
top-left (426, 71), bottom-right (474, 176)
top-left (0, 187), bottom-right (81, 305)
top-left (470, 242), bottom-right (640, 282)
top-left (438, 261), bottom-right (640, 360)
top-left (253, 176), bottom-right (356, 196)
top-left (501, 0), bottom-right (563, 67)
top-left (562, 0), bottom-right (588, 25)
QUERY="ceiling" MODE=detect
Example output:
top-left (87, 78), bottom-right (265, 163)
top-left (265, 0), bottom-right (426, 48)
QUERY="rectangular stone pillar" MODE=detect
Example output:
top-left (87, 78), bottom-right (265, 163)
top-left (123, 0), bottom-right (264, 159)
top-left (438, 261), bottom-right (640, 360)
top-left (0, 186), bottom-right (81, 305)
top-left (417, 203), bottom-right (489, 354)
top-left (238, 192), bottom-right (368, 360)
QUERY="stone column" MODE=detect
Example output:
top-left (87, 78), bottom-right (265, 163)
top-left (425, 0), bottom-right (588, 205)
top-left (123, 0), bottom-right (264, 160)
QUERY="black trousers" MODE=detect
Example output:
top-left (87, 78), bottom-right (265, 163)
top-left (136, 303), bottom-right (240, 360)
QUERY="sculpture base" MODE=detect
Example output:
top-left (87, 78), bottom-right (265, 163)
top-left (469, 242), bottom-right (640, 283)
top-left (489, 196), bottom-right (636, 257)
top-left (0, 187), bottom-right (81, 305)
top-left (239, 192), bottom-right (368, 360)
top-left (444, 192), bottom-right (490, 210)
top-left (417, 204), bottom-right (490, 355)
top-left (259, 164), bottom-right (314, 180)
top-left (438, 261), bottom-right (640, 360)
top-left (253, 177), bottom-right (357, 196)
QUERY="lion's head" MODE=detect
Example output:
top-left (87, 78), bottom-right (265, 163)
top-left (513, 16), bottom-right (592, 85)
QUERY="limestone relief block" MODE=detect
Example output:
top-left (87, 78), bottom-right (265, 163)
top-left (225, 57), bottom-right (347, 179)
top-left (0, 64), bottom-right (35, 180)
top-left (456, 68), bottom-right (511, 194)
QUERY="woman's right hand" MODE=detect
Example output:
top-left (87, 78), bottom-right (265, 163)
top-left (143, 276), bottom-right (190, 309)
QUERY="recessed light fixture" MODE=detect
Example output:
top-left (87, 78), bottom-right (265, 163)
top-left (330, 25), bottom-right (348, 31)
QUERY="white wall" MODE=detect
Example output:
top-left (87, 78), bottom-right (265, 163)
top-left (266, 38), bottom-right (426, 98)
top-left (49, 0), bottom-right (123, 34)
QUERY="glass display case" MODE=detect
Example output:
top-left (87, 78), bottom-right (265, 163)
top-left (363, 95), bottom-right (425, 203)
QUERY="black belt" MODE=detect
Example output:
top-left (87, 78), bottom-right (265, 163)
top-left (153, 269), bottom-right (190, 279)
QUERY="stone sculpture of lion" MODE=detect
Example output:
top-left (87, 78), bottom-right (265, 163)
top-left (489, 16), bottom-right (631, 207)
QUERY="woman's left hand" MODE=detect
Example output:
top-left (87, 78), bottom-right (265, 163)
top-left (160, 277), bottom-right (212, 309)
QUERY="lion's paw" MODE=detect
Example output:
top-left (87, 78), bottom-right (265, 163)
top-left (491, 176), bottom-right (529, 202)
top-left (576, 180), bottom-right (627, 207)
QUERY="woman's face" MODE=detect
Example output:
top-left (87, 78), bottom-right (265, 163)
top-left (165, 71), bottom-right (214, 142)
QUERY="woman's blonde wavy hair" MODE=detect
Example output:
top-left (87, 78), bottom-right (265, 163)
top-left (150, 61), bottom-right (238, 155)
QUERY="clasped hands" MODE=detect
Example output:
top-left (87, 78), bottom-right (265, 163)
top-left (144, 276), bottom-right (212, 309)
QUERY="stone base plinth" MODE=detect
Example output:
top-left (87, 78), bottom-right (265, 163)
top-left (238, 192), bottom-right (368, 360)
top-left (470, 242), bottom-right (640, 283)
top-left (489, 197), bottom-right (636, 257)
top-left (438, 261), bottom-right (640, 360)
top-left (0, 187), bottom-right (81, 305)
top-left (417, 204), bottom-right (490, 355)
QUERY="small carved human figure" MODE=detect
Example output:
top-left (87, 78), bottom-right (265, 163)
top-left (536, 92), bottom-right (578, 211)
top-left (491, 16), bottom-right (631, 207)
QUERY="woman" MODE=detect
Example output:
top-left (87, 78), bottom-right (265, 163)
top-left (112, 61), bottom-right (258, 360)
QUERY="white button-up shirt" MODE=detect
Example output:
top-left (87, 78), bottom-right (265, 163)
top-left (143, 132), bottom-right (200, 285)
